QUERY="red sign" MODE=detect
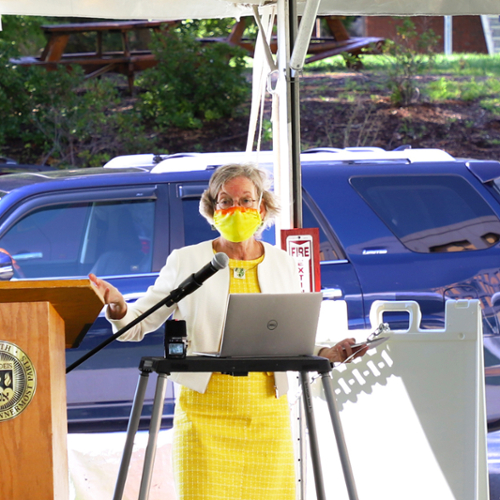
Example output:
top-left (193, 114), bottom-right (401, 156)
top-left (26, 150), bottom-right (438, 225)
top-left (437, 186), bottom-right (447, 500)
top-left (281, 228), bottom-right (321, 292)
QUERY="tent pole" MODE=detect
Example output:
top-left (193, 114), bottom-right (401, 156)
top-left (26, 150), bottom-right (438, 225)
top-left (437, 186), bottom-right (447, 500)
top-left (274, 0), bottom-right (292, 236)
top-left (275, 3), bottom-right (307, 499)
top-left (273, 0), bottom-right (302, 235)
top-left (289, 0), bottom-right (303, 230)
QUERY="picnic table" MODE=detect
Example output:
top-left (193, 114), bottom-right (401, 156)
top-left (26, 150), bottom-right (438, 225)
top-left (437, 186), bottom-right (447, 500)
top-left (12, 17), bottom-right (384, 93)
top-left (12, 20), bottom-right (173, 93)
top-left (205, 16), bottom-right (385, 67)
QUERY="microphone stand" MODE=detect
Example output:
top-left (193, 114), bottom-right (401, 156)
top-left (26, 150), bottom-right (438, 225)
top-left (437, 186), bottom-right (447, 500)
top-left (66, 281), bottom-right (197, 374)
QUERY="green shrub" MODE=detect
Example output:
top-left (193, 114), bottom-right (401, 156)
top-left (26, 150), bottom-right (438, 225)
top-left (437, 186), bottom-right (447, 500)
top-left (176, 18), bottom-right (243, 39)
top-left (137, 27), bottom-right (250, 129)
top-left (427, 76), bottom-right (500, 103)
top-left (0, 47), bottom-right (29, 144)
top-left (0, 15), bottom-right (48, 56)
top-left (382, 18), bottom-right (439, 106)
top-left (480, 98), bottom-right (500, 113)
top-left (427, 77), bottom-right (460, 101)
top-left (0, 55), bottom-right (155, 167)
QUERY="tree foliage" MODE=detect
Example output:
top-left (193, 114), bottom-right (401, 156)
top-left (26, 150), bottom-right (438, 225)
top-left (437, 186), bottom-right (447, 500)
top-left (0, 16), bottom-right (252, 166)
top-left (0, 55), bottom-right (154, 167)
top-left (137, 26), bottom-right (250, 129)
top-left (0, 15), bottom-right (48, 56)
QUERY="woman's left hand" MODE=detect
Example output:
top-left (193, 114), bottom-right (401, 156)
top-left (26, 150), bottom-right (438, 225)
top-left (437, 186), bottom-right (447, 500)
top-left (318, 338), bottom-right (369, 364)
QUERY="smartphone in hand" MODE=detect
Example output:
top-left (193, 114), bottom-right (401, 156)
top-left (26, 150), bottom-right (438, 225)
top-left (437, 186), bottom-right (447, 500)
top-left (351, 336), bottom-right (389, 350)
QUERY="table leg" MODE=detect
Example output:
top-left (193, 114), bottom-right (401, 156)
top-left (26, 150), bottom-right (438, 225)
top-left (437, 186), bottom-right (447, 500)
top-left (300, 371), bottom-right (327, 500)
top-left (138, 373), bottom-right (168, 500)
top-left (113, 371), bottom-right (151, 500)
top-left (320, 371), bottom-right (359, 500)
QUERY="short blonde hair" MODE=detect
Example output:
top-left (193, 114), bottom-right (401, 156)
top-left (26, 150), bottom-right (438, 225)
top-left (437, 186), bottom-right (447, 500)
top-left (200, 163), bottom-right (280, 230)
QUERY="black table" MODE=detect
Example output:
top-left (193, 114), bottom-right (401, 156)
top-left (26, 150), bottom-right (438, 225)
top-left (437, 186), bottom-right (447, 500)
top-left (113, 356), bottom-right (359, 500)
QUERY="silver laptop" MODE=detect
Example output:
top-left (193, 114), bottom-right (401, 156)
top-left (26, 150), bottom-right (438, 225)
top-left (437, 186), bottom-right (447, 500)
top-left (195, 292), bottom-right (323, 357)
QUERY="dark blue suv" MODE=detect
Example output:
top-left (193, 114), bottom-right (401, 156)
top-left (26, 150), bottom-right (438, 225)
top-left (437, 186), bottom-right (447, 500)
top-left (2, 148), bottom-right (500, 431)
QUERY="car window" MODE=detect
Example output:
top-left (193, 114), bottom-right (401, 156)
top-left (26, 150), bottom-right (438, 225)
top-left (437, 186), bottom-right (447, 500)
top-left (302, 200), bottom-right (342, 261)
top-left (182, 198), bottom-right (216, 246)
top-left (351, 175), bottom-right (500, 253)
top-left (0, 199), bottom-right (155, 278)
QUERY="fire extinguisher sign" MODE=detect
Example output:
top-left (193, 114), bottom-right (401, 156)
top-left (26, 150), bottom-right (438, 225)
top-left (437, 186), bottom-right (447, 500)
top-left (281, 228), bottom-right (321, 293)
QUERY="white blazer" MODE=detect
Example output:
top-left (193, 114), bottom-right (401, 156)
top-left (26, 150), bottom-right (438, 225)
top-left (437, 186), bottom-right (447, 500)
top-left (109, 240), bottom-right (322, 395)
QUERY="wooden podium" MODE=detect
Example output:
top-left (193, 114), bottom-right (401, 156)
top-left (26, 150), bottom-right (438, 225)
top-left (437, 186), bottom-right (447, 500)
top-left (0, 279), bottom-right (104, 500)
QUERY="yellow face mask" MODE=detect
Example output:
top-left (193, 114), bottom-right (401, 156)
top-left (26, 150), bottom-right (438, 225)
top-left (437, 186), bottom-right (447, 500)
top-left (213, 206), bottom-right (262, 243)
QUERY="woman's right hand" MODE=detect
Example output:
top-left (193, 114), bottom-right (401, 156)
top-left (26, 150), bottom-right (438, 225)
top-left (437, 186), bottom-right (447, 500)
top-left (89, 273), bottom-right (128, 320)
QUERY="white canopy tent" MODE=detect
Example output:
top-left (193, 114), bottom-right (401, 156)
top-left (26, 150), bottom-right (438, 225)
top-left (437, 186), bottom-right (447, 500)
top-left (1, 0), bottom-right (499, 231)
top-left (0, 0), bottom-right (499, 19)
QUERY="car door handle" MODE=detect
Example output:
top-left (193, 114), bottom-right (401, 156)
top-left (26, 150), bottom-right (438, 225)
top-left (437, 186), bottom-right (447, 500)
top-left (322, 288), bottom-right (343, 300)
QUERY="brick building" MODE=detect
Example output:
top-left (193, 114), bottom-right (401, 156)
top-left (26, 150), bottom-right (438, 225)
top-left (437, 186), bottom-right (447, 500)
top-left (363, 16), bottom-right (488, 53)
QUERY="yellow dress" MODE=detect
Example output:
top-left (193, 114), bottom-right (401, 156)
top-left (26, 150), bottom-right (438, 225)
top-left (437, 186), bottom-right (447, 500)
top-left (172, 256), bottom-right (296, 500)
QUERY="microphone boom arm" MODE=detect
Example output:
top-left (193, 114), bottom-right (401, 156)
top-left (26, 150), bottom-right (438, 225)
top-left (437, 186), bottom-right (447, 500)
top-left (66, 252), bottom-right (229, 374)
top-left (67, 290), bottom-right (178, 374)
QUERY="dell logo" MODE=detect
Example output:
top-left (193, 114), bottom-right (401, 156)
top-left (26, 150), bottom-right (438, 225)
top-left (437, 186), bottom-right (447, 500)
top-left (267, 320), bottom-right (278, 330)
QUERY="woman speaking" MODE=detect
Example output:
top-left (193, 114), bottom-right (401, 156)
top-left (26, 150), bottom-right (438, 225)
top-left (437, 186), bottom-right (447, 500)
top-left (90, 163), bottom-right (366, 500)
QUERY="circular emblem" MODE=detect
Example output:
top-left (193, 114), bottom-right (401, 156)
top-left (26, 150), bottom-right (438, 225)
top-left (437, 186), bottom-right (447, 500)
top-left (267, 320), bottom-right (278, 330)
top-left (0, 341), bottom-right (37, 422)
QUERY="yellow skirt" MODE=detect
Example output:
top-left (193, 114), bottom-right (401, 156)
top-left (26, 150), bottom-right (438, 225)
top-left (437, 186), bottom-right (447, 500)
top-left (172, 372), bottom-right (296, 500)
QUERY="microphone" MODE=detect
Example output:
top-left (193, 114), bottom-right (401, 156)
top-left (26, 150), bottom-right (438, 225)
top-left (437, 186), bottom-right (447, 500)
top-left (165, 252), bottom-right (229, 307)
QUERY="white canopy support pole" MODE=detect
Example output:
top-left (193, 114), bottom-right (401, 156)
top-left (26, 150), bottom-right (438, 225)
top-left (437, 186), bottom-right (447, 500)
top-left (290, 0), bottom-right (322, 70)
top-left (289, 0), bottom-right (303, 230)
top-left (274, 6), bottom-right (307, 499)
top-left (246, 5), bottom-right (277, 153)
top-left (444, 16), bottom-right (453, 55)
top-left (273, 0), bottom-right (294, 236)
top-left (274, 0), bottom-right (303, 239)
top-left (252, 5), bottom-right (278, 72)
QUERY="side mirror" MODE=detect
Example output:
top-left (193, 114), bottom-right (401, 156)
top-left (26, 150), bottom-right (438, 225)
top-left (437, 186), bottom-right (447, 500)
top-left (0, 251), bottom-right (14, 281)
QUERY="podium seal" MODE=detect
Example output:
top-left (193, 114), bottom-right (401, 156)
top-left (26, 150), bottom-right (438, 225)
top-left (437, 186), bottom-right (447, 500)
top-left (0, 341), bottom-right (37, 421)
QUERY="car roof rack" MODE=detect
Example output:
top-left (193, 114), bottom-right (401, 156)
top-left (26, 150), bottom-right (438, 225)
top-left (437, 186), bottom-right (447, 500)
top-left (303, 147), bottom-right (387, 154)
top-left (301, 147), bottom-right (455, 163)
top-left (150, 151), bottom-right (275, 173)
top-left (103, 152), bottom-right (201, 169)
top-left (103, 147), bottom-right (456, 173)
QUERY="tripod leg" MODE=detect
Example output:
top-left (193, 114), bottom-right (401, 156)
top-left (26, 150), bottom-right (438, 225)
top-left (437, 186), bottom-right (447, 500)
top-left (138, 373), bottom-right (168, 500)
top-left (299, 371), bottom-right (326, 500)
top-left (296, 375), bottom-right (308, 500)
top-left (320, 371), bottom-right (359, 500)
top-left (113, 371), bottom-right (150, 500)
